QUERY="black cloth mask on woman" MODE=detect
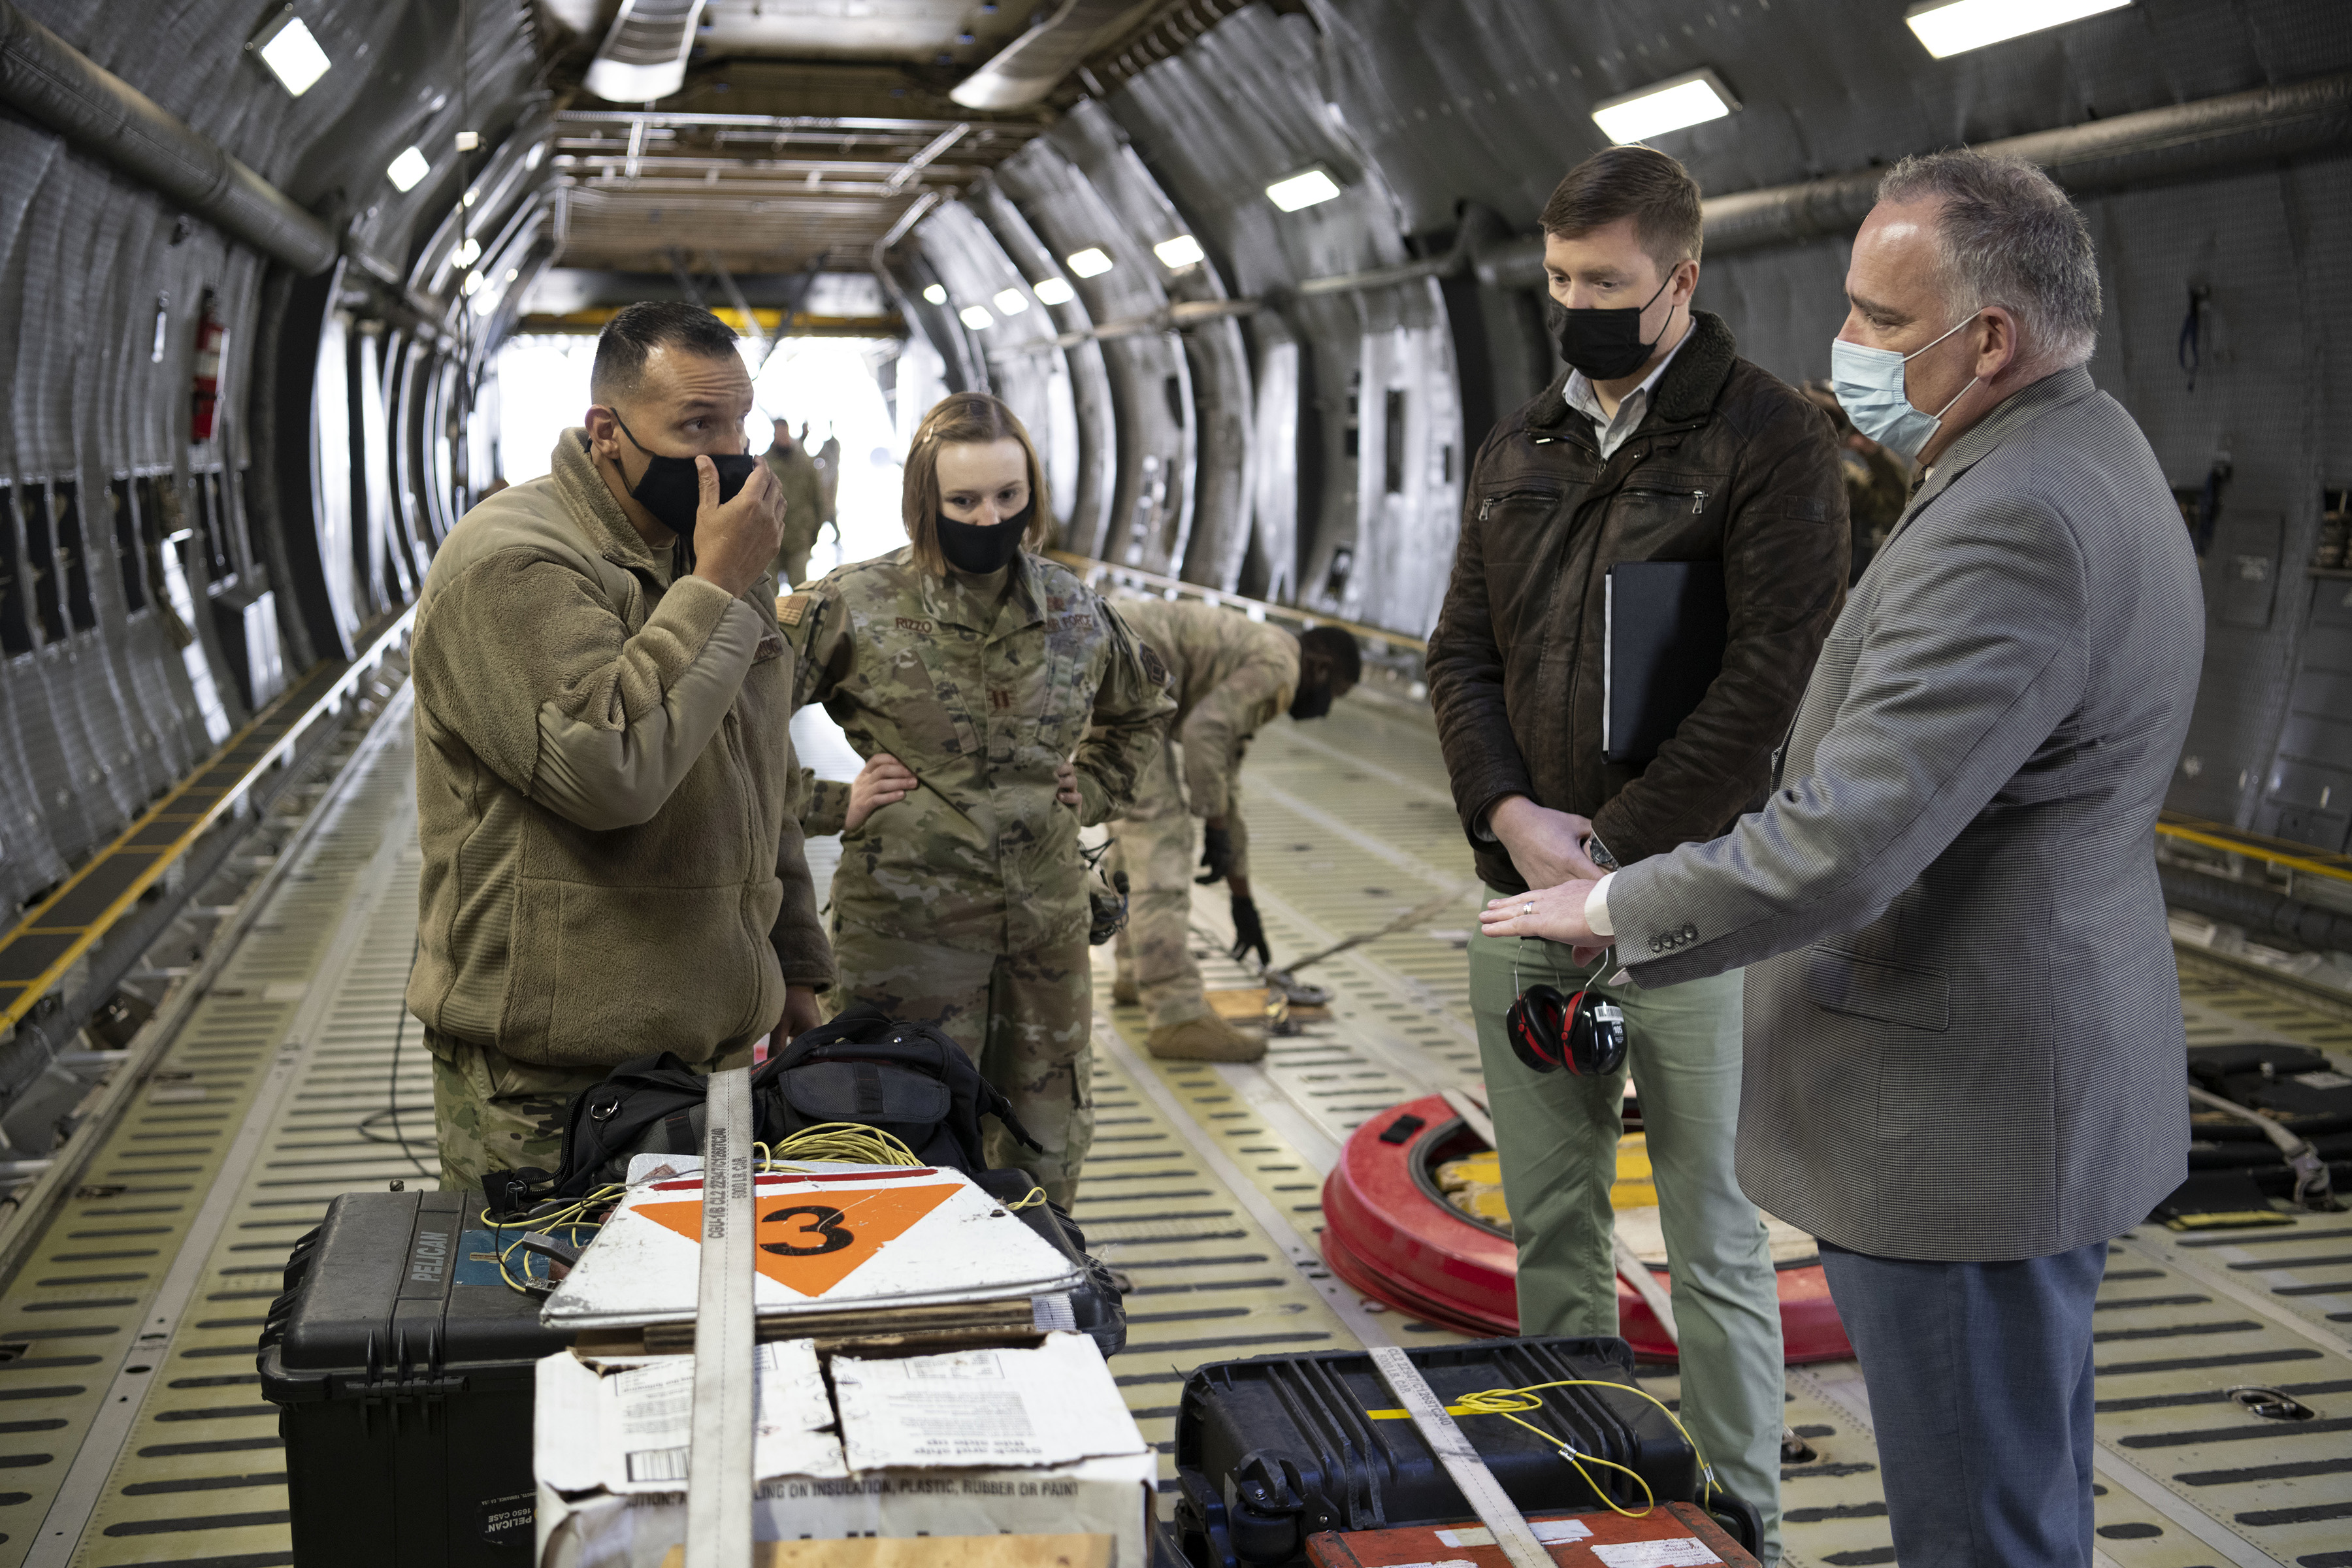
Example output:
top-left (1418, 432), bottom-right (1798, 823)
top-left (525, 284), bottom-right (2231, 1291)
top-left (936, 501), bottom-right (1032, 575)
top-left (1547, 269), bottom-right (1676, 382)
top-left (610, 412), bottom-right (759, 542)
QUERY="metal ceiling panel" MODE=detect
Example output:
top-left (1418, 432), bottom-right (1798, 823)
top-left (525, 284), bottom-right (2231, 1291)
top-left (990, 133), bottom-right (1196, 572)
top-left (907, 199), bottom-right (1085, 540)
top-left (966, 180), bottom-right (1119, 559)
top-left (1052, 99), bottom-right (1254, 591)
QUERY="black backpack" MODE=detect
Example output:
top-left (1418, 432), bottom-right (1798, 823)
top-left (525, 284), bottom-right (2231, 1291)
top-left (548, 1004), bottom-right (1041, 1198)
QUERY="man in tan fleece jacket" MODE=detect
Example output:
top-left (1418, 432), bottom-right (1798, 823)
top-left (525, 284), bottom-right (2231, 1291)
top-left (408, 302), bottom-right (832, 1190)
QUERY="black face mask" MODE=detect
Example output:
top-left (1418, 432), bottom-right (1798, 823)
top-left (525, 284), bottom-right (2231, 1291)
top-left (936, 502), bottom-right (1032, 575)
top-left (1289, 681), bottom-right (1333, 721)
top-left (1548, 270), bottom-right (1676, 382)
top-left (611, 412), bottom-right (758, 542)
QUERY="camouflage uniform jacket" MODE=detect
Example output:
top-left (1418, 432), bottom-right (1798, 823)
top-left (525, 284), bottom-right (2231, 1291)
top-left (408, 428), bottom-right (833, 1070)
top-left (764, 444), bottom-right (826, 568)
top-left (781, 547), bottom-right (1175, 953)
top-left (1113, 598), bottom-right (1298, 821)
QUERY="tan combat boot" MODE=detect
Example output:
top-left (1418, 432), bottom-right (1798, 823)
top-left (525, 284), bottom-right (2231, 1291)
top-left (1146, 1014), bottom-right (1266, 1062)
top-left (1111, 975), bottom-right (1141, 1007)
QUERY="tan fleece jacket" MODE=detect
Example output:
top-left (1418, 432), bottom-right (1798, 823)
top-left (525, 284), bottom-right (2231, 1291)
top-left (406, 429), bottom-right (833, 1069)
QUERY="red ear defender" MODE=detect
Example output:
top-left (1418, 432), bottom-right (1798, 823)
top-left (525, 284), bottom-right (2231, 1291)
top-left (1507, 985), bottom-right (1629, 1076)
top-left (1506, 984), bottom-right (1569, 1072)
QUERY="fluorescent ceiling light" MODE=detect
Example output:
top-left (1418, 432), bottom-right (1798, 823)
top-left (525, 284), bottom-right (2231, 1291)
top-left (1906, 0), bottom-right (2131, 57)
top-left (1266, 166), bottom-right (1343, 212)
top-left (1590, 69), bottom-right (1739, 144)
top-left (387, 146), bottom-right (431, 192)
top-left (923, 284), bottom-right (949, 304)
top-left (1153, 234), bottom-right (1205, 269)
top-left (1065, 247), bottom-right (1113, 278)
top-left (958, 305), bottom-right (994, 330)
top-left (253, 12), bottom-right (331, 96)
top-left (1032, 276), bottom-right (1075, 306)
top-left (993, 288), bottom-right (1030, 316)
top-left (453, 237), bottom-right (481, 268)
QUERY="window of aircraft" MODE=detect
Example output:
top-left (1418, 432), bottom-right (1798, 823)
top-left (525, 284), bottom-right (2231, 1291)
top-left (1590, 69), bottom-right (1740, 144)
top-left (1064, 247), bottom-right (1113, 278)
top-left (1906, 0), bottom-right (2133, 57)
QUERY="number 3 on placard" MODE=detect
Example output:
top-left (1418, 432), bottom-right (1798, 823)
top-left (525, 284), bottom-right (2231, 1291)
top-left (760, 1203), bottom-right (854, 1256)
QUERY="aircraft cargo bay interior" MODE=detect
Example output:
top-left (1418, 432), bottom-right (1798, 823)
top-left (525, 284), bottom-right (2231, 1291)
top-left (0, 2), bottom-right (2348, 1567)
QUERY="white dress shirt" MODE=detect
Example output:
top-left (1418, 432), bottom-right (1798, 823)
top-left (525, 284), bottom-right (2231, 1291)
top-left (1562, 314), bottom-right (1693, 459)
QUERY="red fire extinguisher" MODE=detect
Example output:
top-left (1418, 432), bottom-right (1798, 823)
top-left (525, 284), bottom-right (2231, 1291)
top-left (191, 294), bottom-right (223, 442)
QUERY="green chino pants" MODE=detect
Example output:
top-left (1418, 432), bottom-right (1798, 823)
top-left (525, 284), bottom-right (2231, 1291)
top-left (1469, 911), bottom-right (1785, 1563)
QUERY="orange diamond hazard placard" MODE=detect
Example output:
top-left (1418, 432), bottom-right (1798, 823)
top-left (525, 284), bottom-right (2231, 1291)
top-left (538, 1164), bottom-right (1088, 1330)
top-left (634, 1181), bottom-right (959, 1298)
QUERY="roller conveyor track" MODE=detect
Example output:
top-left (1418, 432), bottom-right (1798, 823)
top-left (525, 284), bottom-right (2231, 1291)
top-left (0, 679), bottom-right (2343, 1566)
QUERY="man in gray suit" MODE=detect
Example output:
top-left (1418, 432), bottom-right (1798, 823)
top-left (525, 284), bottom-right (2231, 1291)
top-left (1482, 150), bottom-right (2202, 1565)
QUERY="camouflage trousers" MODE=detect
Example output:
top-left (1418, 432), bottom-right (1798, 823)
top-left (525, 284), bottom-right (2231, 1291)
top-left (1109, 746), bottom-right (1211, 1029)
top-left (425, 1029), bottom-right (750, 1193)
top-left (825, 927), bottom-right (1094, 1208)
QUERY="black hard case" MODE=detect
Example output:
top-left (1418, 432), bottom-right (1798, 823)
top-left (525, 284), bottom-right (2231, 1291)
top-left (1173, 1337), bottom-right (1699, 1568)
top-left (259, 1189), bottom-right (570, 1566)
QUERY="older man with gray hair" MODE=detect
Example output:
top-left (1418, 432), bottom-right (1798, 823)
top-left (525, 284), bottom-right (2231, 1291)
top-left (1482, 150), bottom-right (2202, 1565)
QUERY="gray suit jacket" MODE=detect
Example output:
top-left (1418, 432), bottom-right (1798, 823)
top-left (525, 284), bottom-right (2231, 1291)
top-left (1609, 367), bottom-right (2202, 1260)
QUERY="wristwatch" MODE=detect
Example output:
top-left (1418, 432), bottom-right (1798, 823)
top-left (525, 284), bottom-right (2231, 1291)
top-left (1584, 832), bottom-right (1620, 873)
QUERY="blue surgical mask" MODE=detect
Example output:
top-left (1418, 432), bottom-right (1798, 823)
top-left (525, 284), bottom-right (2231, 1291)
top-left (1829, 315), bottom-right (1979, 461)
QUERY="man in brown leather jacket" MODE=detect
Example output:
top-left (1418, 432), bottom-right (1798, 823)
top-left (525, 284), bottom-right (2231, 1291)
top-left (1426, 146), bottom-right (1846, 1565)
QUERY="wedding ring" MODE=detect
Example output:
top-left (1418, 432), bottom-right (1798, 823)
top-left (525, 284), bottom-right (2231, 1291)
top-left (1523, 902), bottom-right (1535, 915)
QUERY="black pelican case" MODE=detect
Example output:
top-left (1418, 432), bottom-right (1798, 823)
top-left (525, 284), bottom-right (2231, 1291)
top-left (1173, 1335), bottom-right (1756, 1568)
top-left (259, 1188), bottom-right (570, 1566)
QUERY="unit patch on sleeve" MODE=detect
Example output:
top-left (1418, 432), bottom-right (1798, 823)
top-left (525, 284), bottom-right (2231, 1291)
top-left (777, 592), bottom-right (813, 627)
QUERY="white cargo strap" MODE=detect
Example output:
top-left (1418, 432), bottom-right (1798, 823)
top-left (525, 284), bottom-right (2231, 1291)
top-left (1367, 1345), bottom-right (1552, 1568)
top-left (686, 1066), bottom-right (756, 1567)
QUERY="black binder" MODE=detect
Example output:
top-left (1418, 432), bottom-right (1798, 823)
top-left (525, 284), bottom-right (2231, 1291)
top-left (1603, 560), bottom-right (1727, 764)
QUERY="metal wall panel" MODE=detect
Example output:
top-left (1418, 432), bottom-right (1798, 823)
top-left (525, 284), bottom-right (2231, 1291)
top-left (989, 136), bottom-right (1196, 571)
top-left (907, 199), bottom-right (1085, 540)
top-left (966, 182), bottom-right (1119, 558)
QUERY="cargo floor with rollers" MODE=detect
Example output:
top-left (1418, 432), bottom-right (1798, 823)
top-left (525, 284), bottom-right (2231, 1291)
top-left (0, 678), bottom-right (2346, 1568)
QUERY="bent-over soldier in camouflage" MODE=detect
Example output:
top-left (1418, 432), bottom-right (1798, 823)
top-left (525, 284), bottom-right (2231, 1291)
top-left (1102, 599), bottom-right (1360, 1061)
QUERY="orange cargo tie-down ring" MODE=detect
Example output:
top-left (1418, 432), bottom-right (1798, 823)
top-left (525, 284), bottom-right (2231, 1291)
top-left (0, 605), bottom-right (417, 1036)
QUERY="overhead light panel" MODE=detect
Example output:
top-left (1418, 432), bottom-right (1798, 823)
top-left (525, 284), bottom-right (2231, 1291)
top-left (958, 305), bottom-right (994, 330)
top-left (1032, 276), bottom-right (1075, 306)
top-left (1590, 69), bottom-right (1739, 144)
top-left (993, 288), bottom-right (1030, 316)
top-left (1065, 248), bottom-right (1114, 278)
top-left (1905, 0), bottom-right (2131, 57)
top-left (1153, 234), bottom-right (1205, 269)
top-left (453, 237), bottom-right (481, 268)
top-left (923, 284), bottom-right (949, 304)
top-left (1266, 166), bottom-right (1343, 212)
top-left (251, 10), bottom-right (331, 97)
top-left (387, 146), bottom-right (431, 192)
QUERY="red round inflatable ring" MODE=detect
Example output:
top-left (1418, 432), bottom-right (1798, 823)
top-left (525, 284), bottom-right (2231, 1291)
top-left (1320, 1094), bottom-right (1854, 1363)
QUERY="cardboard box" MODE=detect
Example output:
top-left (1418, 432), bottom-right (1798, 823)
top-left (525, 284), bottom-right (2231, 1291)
top-left (535, 1333), bottom-right (1154, 1567)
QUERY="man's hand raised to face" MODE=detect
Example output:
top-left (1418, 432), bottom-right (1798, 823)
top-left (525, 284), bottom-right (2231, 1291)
top-left (691, 457), bottom-right (787, 598)
top-left (1487, 795), bottom-right (1607, 890)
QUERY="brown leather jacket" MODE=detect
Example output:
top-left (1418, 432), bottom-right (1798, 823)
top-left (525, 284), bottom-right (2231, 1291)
top-left (1428, 311), bottom-right (1849, 894)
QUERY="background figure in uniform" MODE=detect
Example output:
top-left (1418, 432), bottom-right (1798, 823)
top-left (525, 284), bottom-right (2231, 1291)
top-left (764, 414), bottom-right (826, 585)
top-left (780, 392), bottom-right (1173, 1206)
top-left (408, 302), bottom-right (830, 1190)
top-left (813, 423), bottom-right (842, 553)
top-left (1801, 381), bottom-right (1913, 582)
top-left (1103, 598), bottom-right (1361, 1061)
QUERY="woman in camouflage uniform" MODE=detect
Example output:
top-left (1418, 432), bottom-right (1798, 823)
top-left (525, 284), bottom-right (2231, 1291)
top-left (779, 393), bottom-right (1173, 1204)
